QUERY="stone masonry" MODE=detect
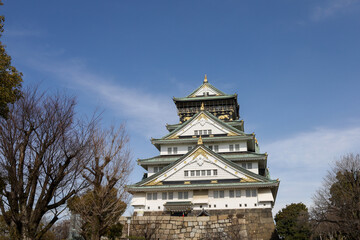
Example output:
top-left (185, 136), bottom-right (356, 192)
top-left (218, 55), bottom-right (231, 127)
top-left (119, 209), bottom-right (277, 240)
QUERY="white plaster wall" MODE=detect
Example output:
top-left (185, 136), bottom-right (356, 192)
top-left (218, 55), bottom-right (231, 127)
top-left (133, 188), bottom-right (273, 213)
top-left (180, 121), bottom-right (228, 136)
top-left (258, 189), bottom-right (274, 202)
top-left (159, 141), bottom-right (247, 156)
top-left (160, 144), bottom-right (195, 155)
top-left (166, 161), bottom-right (238, 181)
top-left (236, 161), bottom-right (259, 174)
top-left (158, 152), bottom-right (253, 183)
top-left (194, 86), bottom-right (218, 96)
top-left (131, 193), bottom-right (146, 206)
top-left (143, 191), bottom-right (194, 212)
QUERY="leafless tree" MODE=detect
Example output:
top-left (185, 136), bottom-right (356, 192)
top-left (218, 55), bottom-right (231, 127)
top-left (0, 87), bottom-right (96, 240)
top-left (68, 125), bottom-right (132, 240)
top-left (311, 154), bottom-right (360, 239)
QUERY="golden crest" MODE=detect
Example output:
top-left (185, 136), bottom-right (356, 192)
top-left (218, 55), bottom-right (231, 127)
top-left (191, 148), bottom-right (208, 160)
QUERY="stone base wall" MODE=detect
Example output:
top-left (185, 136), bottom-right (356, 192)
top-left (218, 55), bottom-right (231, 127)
top-left (119, 209), bottom-right (278, 240)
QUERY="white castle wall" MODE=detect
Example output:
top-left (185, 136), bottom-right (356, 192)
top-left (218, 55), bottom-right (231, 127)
top-left (159, 141), bottom-right (247, 155)
top-left (131, 188), bottom-right (273, 215)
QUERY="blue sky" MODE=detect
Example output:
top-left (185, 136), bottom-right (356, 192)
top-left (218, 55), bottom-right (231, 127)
top-left (2, 0), bottom-right (360, 215)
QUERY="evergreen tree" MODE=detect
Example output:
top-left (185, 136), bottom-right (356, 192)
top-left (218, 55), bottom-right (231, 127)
top-left (275, 203), bottom-right (311, 240)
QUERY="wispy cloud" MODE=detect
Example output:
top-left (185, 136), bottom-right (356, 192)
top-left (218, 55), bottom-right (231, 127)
top-left (5, 28), bottom-right (44, 37)
top-left (263, 126), bottom-right (360, 214)
top-left (311, 0), bottom-right (360, 21)
top-left (24, 56), bottom-right (178, 137)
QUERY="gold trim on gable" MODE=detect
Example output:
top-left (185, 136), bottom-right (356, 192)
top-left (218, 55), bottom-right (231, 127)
top-left (191, 148), bottom-right (208, 160)
top-left (240, 177), bottom-right (259, 183)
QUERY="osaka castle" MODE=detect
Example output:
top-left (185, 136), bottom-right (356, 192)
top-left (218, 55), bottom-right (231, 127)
top-left (128, 75), bottom-right (279, 216)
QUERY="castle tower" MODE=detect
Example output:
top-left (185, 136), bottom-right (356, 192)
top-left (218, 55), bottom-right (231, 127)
top-left (128, 76), bottom-right (279, 216)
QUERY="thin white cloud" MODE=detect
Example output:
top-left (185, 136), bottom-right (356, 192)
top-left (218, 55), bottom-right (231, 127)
top-left (311, 0), bottom-right (360, 21)
top-left (25, 57), bottom-right (178, 137)
top-left (5, 28), bottom-right (44, 37)
top-left (263, 126), bottom-right (360, 214)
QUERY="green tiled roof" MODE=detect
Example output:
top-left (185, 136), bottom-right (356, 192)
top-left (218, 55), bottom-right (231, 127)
top-left (152, 135), bottom-right (253, 145)
top-left (186, 82), bottom-right (227, 98)
top-left (158, 110), bottom-right (247, 141)
top-left (138, 152), bottom-right (267, 166)
top-left (128, 181), bottom-right (279, 192)
top-left (133, 145), bottom-right (274, 188)
top-left (173, 94), bottom-right (236, 102)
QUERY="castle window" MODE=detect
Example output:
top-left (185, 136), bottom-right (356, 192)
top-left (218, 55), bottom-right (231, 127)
top-left (153, 193), bottom-right (157, 200)
top-left (207, 170), bottom-right (211, 175)
top-left (208, 129), bottom-right (212, 135)
top-left (178, 192), bottom-right (183, 199)
top-left (239, 204), bottom-right (242, 207)
top-left (225, 204), bottom-right (228, 207)
top-left (184, 171), bottom-right (188, 177)
top-left (247, 163), bottom-right (252, 169)
top-left (252, 189), bottom-right (257, 197)
top-left (242, 163), bottom-right (247, 169)
top-left (168, 192), bottom-right (173, 200)
top-left (199, 130), bottom-right (203, 135)
top-left (147, 193), bottom-right (152, 200)
top-left (203, 130), bottom-right (207, 135)
top-left (236, 190), bottom-right (241, 198)
top-left (191, 171), bottom-right (195, 176)
top-left (235, 144), bottom-right (240, 151)
top-left (184, 192), bottom-right (188, 199)
top-left (245, 204), bottom-right (247, 207)
top-left (246, 190), bottom-right (251, 197)
top-left (213, 170), bottom-right (218, 176)
top-left (219, 191), bottom-right (224, 198)
top-left (214, 204), bottom-right (216, 208)
top-left (201, 170), bottom-right (206, 176)
top-left (214, 191), bottom-right (219, 198)
top-left (154, 167), bottom-right (158, 173)
top-left (229, 190), bottom-right (234, 198)
top-left (188, 146), bottom-right (192, 151)
top-left (196, 170), bottom-right (200, 176)
top-left (162, 192), bottom-right (167, 200)
top-left (229, 145), bottom-right (234, 151)
top-left (173, 147), bottom-right (178, 154)
top-left (214, 145), bottom-right (219, 152)
top-left (167, 147), bottom-right (172, 154)
top-left (208, 145), bottom-right (213, 150)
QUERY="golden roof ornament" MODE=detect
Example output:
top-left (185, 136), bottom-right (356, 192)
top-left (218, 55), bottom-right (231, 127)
top-left (197, 135), bottom-right (203, 145)
top-left (204, 74), bottom-right (208, 83)
top-left (200, 102), bottom-right (205, 111)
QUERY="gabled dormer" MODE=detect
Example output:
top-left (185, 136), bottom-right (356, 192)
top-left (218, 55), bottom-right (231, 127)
top-left (173, 75), bottom-right (240, 122)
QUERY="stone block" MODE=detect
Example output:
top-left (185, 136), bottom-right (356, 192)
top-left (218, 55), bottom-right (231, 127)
top-left (197, 216), bottom-right (210, 221)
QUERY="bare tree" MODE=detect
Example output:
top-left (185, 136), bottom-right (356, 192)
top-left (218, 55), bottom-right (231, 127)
top-left (68, 125), bottom-right (132, 240)
top-left (311, 154), bottom-right (360, 239)
top-left (0, 87), bottom-right (96, 240)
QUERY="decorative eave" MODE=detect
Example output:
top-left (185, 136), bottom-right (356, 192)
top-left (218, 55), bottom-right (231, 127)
top-left (138, 152), bottom-right (268, 168)
top-left (159, 110), bottom-right (246, 141)
top-left (151, 135), bottom-right (254, 150)
top-left (127, 181), bottom-right (280, 193)
top-left (185, 78), bottom-right (227, 98)
top-left (133, 144), bottom-right (273, 188)
top-left (173, 94), bottom-right (236, 102)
